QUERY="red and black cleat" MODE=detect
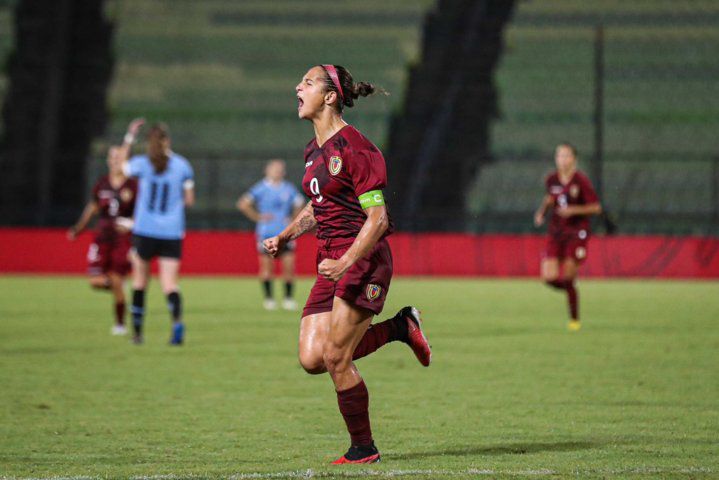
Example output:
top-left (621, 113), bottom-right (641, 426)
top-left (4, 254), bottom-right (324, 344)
top-left (331, 442), bottom-right (381, 465)
top-left (399, 306), bottom-right (432, 367)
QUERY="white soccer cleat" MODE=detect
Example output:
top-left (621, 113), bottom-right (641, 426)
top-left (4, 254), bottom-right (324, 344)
top-left (282, 298), bottom-right (298, 311)
top-left (111, 325), bottom-right (128, 336)
top-left (263, 299), bottom-right (278, 310)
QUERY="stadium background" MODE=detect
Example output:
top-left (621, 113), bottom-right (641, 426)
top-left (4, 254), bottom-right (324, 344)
top-left (0, 0), bottom-right (717, 276)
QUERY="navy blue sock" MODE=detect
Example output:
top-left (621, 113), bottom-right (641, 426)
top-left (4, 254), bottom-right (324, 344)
top-left (262, 280), bottom-right (273, 299)
top-left (132, 289), bottom-right (145, 335)
top-left (284, 281), bottom-right (293, 299)
top-left (167, 291), bottom-right (182, 322)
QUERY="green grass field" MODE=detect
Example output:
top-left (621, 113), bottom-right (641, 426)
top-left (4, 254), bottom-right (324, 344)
top-left (1, 276), bottom-right (717, 479)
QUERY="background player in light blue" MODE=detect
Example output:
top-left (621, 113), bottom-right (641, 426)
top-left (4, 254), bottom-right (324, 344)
top-left (237, 159), bottom-right (305, 310)
top-left (122, 122), bottom-right (195, 345)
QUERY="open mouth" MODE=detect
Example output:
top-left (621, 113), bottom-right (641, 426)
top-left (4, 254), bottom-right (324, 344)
top-left (297, 96), bottom-right (304, 110)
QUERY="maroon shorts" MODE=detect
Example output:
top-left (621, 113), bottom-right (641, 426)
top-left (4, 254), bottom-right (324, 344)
top-left (544, 230), bottom-right (589, 264)
top-left (303, 237), bottom-right (393, 317)
top-left (87, 236), bottom-right (132, 276)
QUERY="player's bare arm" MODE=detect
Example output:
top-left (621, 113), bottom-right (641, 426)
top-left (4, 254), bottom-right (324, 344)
top-left (318, 204), bottom-right (389, 282)
top-left (117, 118), bottom-right (145, 165)
top-left (183, 183), bottom-right (195, 208)
top-left (283, 201), bottom-right (317, 241)
top-left (67, 201), bottom-right (99, 240)
top-left (114, 216), bottom-right (134, 234)
top-left (534, 194), bottom-right (554, 227)
top-left (556, 202), bottom-right (602, 218)
top-left (237, 194), bottom-right (271, 222)
top-left (263, 201), bottom-right (316, 257)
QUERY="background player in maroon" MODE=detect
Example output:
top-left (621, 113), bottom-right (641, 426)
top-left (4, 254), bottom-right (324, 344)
top-left (67, 121), bottom-right (142, 335)
top-left (263, 64), bottom-right (432, 464)
top-left (534, 143), bottom-right (602, 330)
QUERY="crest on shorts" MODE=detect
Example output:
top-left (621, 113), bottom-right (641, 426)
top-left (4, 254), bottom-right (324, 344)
top-left (366, 284), bottom-right (382, 302)
top-left (575, 246), bottom-right (587, 259)
top-left (569, 184), bottom-right (580, 199)
top-left (120, 188), bottom-right (134, 202)
top-left (329, 156), bottom-right (343, 176)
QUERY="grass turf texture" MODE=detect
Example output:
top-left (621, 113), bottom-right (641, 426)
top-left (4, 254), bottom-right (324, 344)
top-left (0, 276), bottom-right (717, 479)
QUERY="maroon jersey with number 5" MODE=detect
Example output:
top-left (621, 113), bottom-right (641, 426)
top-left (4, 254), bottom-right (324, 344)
top-left (91, 176), bottom-right (138, 243)
top-left (545, 170), bottom-right (598, 236)
top-left (302, 125), bottom-right (393, 240)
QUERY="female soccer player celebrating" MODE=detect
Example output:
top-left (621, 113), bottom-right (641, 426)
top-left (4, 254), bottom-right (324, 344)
top-left (264, 65), bottom-right (432, 464)
top-left (534, 143), bottom-right (602, 331)
top-left (67, 121), bottom-right (142, 335)
top-left (122, 122), bottom-right (195, 345)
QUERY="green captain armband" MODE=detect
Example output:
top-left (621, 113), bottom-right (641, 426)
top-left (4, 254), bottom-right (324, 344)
top-left (358, 190), bottom-right (385, 209)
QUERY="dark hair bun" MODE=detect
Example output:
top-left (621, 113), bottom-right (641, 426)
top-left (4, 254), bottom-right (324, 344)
top-left (351, 82), bottom-right (375, 99)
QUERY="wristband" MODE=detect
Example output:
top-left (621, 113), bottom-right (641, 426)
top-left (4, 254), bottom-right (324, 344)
top-left (358, 190), bottom-right (385, 209)
top-left (124, 133), bottom-right (136, 145)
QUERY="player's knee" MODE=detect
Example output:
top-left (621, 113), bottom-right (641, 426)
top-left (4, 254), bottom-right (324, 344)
top-left (298, 352), bottom-right (325, 375)
top-left (563, 273), bottom-right (577, 283)
top-left (132, 271), bottom-right (149, 289)
top-left (160, 278), bottom-right (178, 294)
top-left (133, 274), bottom-right (148, 288)
top-left (543, 274), bottom-right (558, 283)
top-left (89, 277), bottom-right (107, 289)
top-left (322, 343), bottom-right (349, 374)
top-left (541, 269), bottom-right (558, 282)
top-left (161, 286), bottom-right (177, 295)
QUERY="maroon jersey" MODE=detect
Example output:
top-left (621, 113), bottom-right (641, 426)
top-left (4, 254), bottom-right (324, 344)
top-left (545, 170), bottom-right (598, 236)
top-left (302, 125), bottom-right (393, 240)
top-left (91, 176), bottom-right (138, 243)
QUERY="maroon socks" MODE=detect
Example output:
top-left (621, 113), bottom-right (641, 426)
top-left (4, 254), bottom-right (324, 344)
top-left (115, 301), bottom-right (126, 326)
top-left (336, 380), bottom-right (373, 446)
top-left (545, 279), bottom-right (579, 320)
top-left (566, 282), bottom-right (578, 320)
top-left (352, 314), bottom-right (407, 360)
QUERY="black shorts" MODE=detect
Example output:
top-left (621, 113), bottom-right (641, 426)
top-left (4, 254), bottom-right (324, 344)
top-left (132, 234), bottom-right (183, 260)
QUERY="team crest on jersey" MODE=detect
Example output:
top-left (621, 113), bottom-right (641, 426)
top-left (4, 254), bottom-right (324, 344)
top-left (329, 156), bottom-right (343, 176)
top-left (569, 184), bottom-right (580, 199)
top-left (120, 188), bottom-right (134, 202)
top-left (366, 284), bottom-right (382, 302)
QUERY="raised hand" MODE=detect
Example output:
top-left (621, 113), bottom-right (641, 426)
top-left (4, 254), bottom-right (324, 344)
top-left (127, 118), bottom-right (145, 137)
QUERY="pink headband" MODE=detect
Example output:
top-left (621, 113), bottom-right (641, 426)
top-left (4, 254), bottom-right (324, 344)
top-left (322, 64), bottom-right (344, 103)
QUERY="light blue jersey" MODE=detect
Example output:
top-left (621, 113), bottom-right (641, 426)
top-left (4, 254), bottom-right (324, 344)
top-left (126, 153), bottom-right (194, 240)
top-left (247, 180), bottom-right (304, 240)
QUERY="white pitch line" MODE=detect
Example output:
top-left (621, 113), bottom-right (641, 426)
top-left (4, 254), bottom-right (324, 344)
top-left (1, 467), bottom-right (713, 480)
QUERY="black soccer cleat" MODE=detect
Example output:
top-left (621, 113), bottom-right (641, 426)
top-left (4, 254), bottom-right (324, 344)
top-left (331, 442), bottom-right (381, 464)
